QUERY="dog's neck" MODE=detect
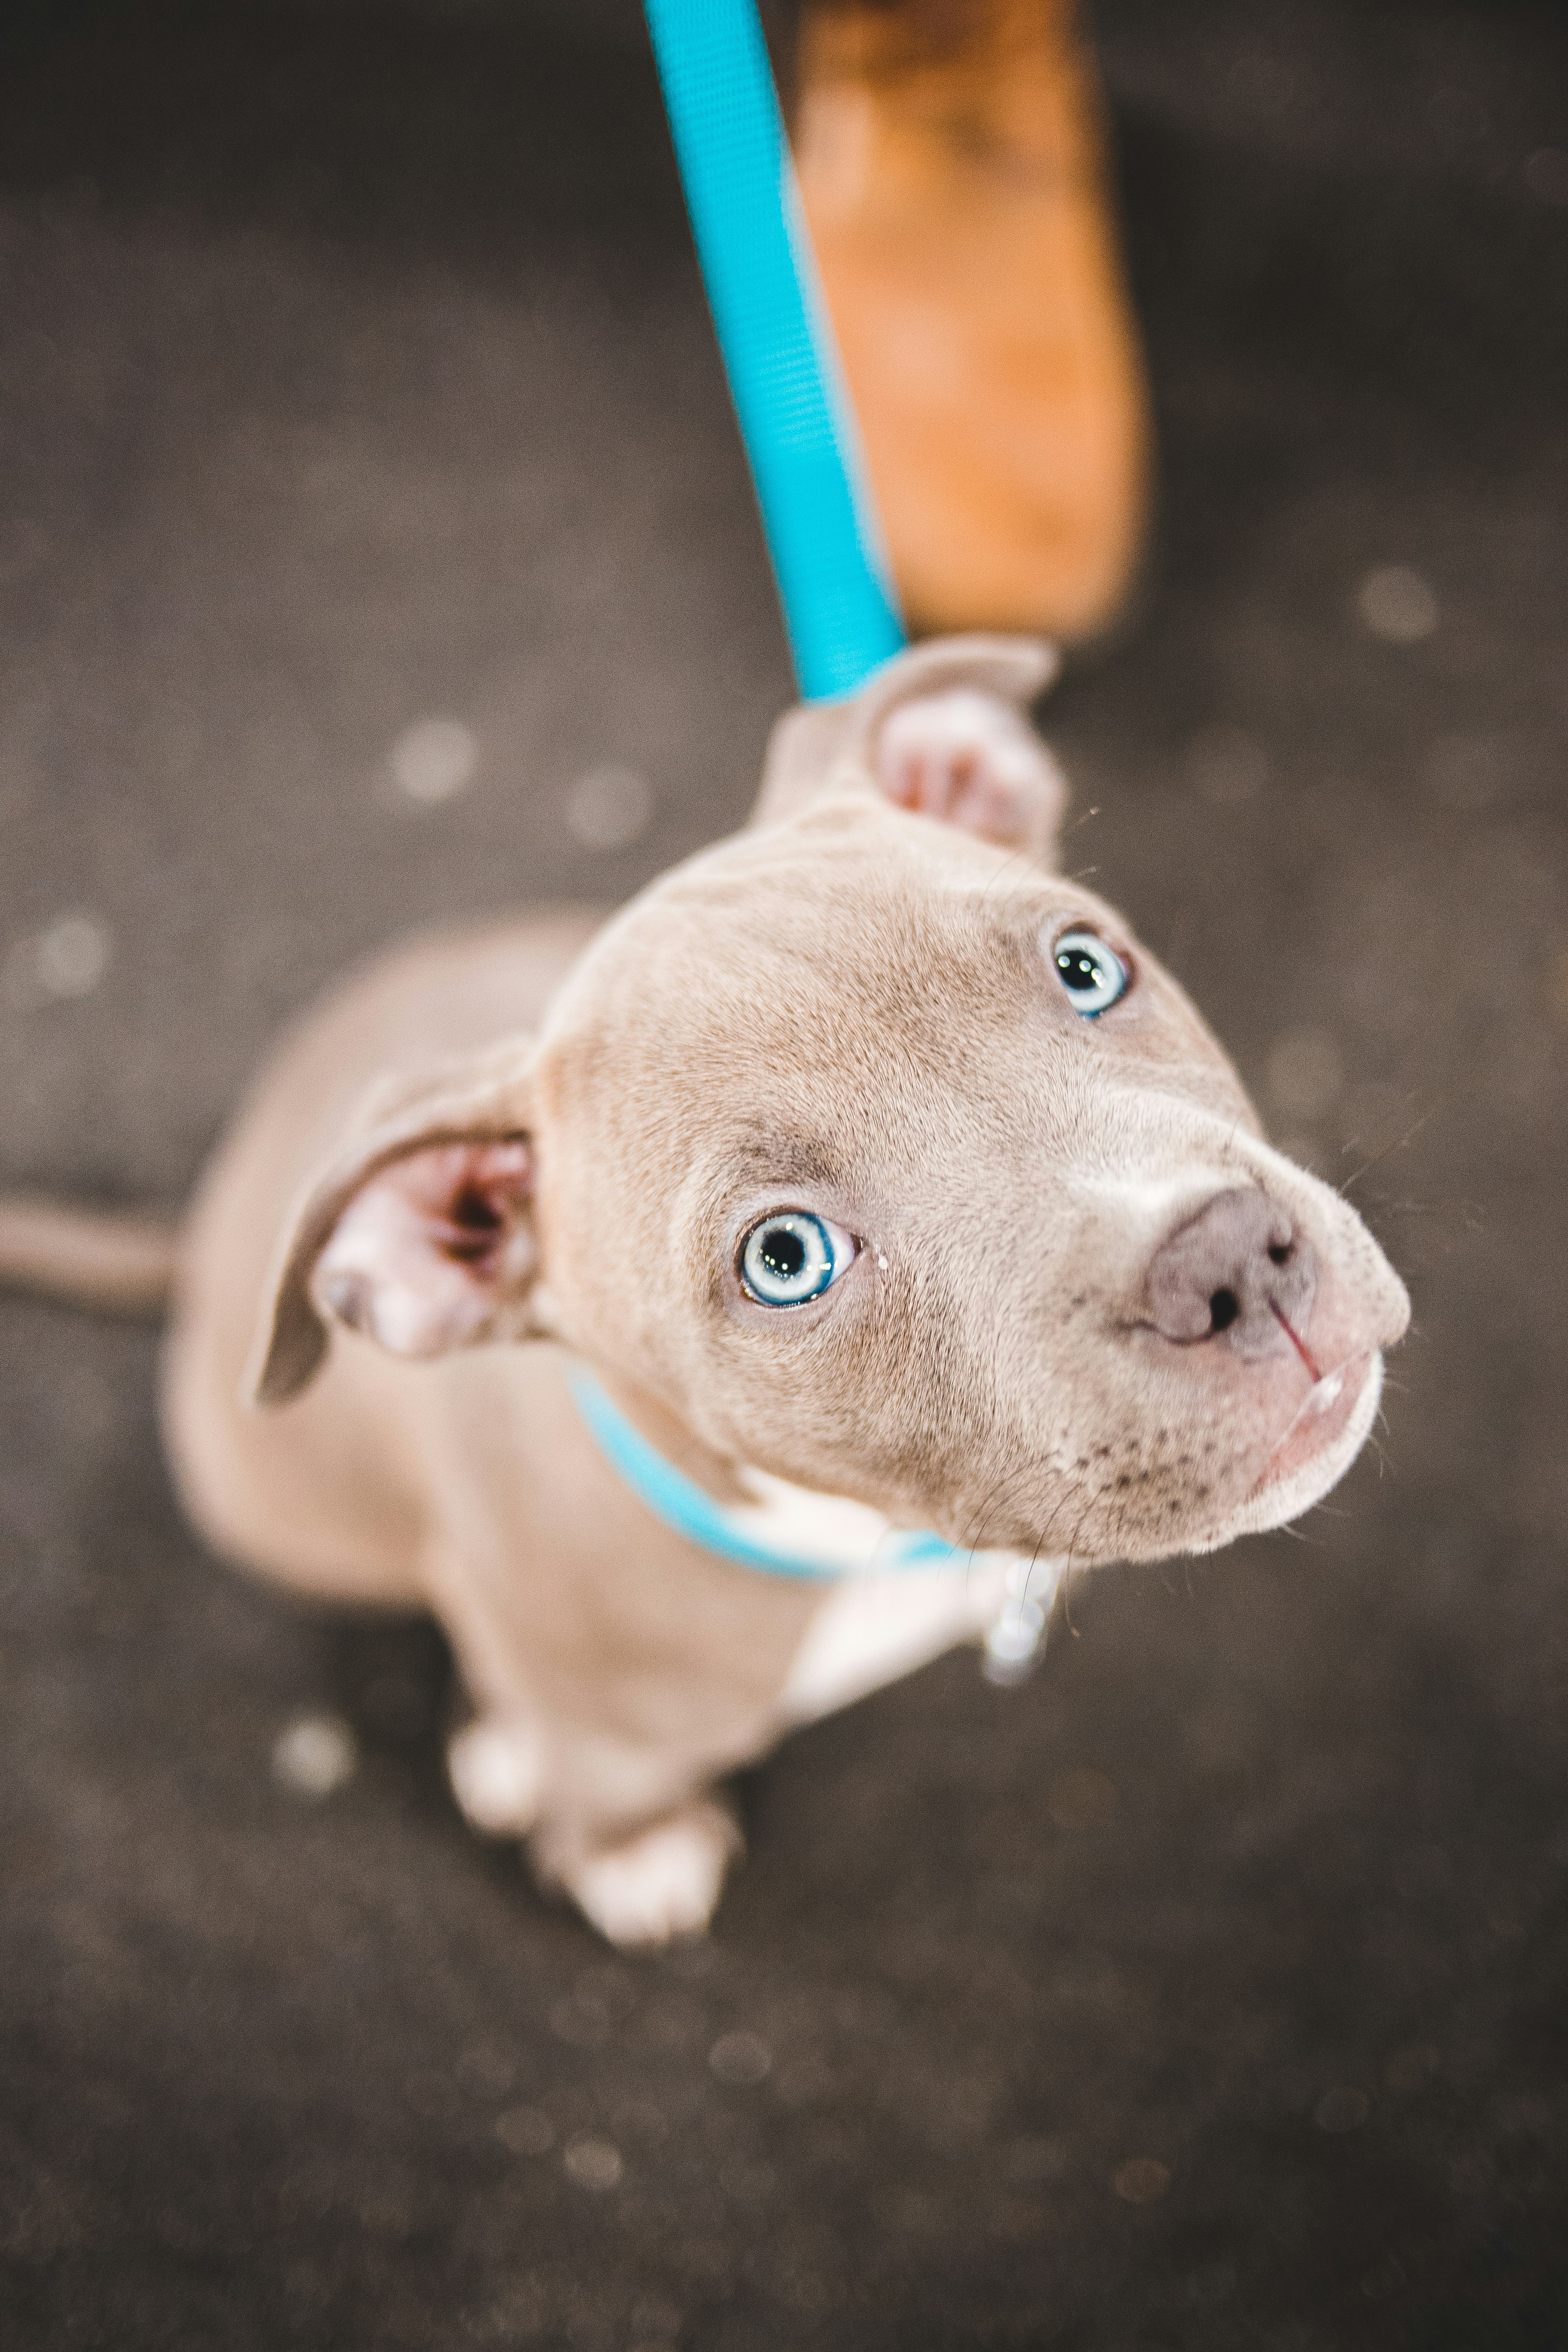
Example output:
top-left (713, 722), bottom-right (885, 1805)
top-left (571, 1367), bottom-right (1062, 1681)
top-left (577, 1364), bottom-right (756, 1509)
top-left (570, 1366), bottom-right (964, 1582)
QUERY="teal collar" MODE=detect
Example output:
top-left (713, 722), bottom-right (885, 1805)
top-left (569, 1369), bottom-right (965, 1583)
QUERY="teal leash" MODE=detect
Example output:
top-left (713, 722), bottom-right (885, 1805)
top-left (642, 0), bottom-right (906, 702)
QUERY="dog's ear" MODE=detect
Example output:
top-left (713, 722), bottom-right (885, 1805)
top-left (755, 634), bottom-right (1067, 865)
top-left (248, 1039), bottom-right (545, 1408)
top-left (870, 684), bottom-right (1068, 863)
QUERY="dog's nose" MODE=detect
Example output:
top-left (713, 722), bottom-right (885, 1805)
top-left (1145, 1188), bottom-right (1317, 1360)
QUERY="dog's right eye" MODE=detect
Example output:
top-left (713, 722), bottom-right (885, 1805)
top-left (739, 1212), bottom-right (856, 1307)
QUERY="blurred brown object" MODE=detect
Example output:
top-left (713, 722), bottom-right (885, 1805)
top-left (794, 0), bottom-right (1150, 640)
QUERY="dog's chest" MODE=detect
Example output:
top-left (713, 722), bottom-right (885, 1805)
top-left (731, 1469), bottom-right (1021, 1721)
top-left (567, 1371), bottom-right (1050, 1716)
top-left (726, 1467), bottom-right (937, 1576)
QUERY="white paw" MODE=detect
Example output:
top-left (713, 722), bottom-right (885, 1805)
top-left (448, 1716), bottom-right (545, 1836)
top-left (565, 1808), bottom-right (737, 1948)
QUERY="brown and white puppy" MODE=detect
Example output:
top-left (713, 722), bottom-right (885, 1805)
top-left (6, 637), bottom-right (1409, 1943)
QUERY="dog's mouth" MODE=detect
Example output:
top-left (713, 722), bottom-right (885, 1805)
top-left (1249, 1347), bottom-right (1379, 1498)
top-left (1271, 1303), bottom-right (1323, 1383)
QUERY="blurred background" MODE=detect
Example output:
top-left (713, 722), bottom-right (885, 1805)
top-left (0, 0), bottom-right (1565, 2344)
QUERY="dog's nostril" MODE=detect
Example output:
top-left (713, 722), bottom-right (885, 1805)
top-left (1145, 1187), bottom-right (1319, 1358)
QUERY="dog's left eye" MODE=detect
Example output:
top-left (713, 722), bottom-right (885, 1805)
top-left (739, 1211), bottom-right (857, 1307)
top-left (1052, 928), bottom-right (1129, 1018)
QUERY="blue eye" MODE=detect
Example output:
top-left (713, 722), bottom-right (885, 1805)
top-left (739, 1211), bottom-right (857, 1307)
top-left (1052, 928), bottom-right (1128, 1018)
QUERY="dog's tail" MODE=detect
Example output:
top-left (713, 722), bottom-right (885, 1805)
top-left (0, 1196), bottom-right (179, 1317)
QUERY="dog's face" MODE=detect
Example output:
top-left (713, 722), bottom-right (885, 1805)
top-left (257, 639), bottom-right (1408, 1566)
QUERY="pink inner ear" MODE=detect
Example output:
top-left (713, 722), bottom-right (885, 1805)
top-left (873, 688), bottom-right (1066, 855)
top-left (386, 1139), bottom-right (533, 1270)
top-left (312, 1136), bottom-right (536, 1360)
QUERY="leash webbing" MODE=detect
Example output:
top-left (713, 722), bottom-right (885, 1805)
top-left (642, 0), bottom-right (906, 702)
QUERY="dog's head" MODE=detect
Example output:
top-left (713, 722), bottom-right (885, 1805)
top-left (254, 637), bottom-right (1408, 1565)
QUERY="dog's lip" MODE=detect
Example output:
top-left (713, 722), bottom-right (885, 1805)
top-left (1250, 1349), bottom-right (1377, 1494)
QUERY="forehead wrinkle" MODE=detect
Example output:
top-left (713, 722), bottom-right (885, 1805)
top-left (542, 825), bottom-right (1187, 1179)
top-left (650, 816), bottom-right (1050, 941)
top-left (692, 888), bottom-right (1034, 1060)
top-left (554, 822), bottom-right (1125, 1058)
top-left (724, 1131), bottom-right (846, 1195)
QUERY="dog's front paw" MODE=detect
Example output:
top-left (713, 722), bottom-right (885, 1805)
top-left (448, 1715), bottom-right (546, 1836)
top-left (561, 1803), bottom-right (741, 1947)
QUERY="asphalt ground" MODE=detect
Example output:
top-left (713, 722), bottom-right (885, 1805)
top-left (0, 2), bottom-right (1565, 2345)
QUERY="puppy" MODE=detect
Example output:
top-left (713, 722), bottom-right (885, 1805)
top-left (0, 637), bottom-right (1409, 1943)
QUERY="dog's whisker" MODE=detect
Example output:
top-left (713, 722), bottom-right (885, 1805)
top-left (959, 1456), bottom-right (1040, 1573)
top-left (1337, 1105), bottom-right (1439, 1196)
top-left (1356, 1197), bottom-right (1482, 1224)
top-left (1063, 1483), bottom-right (1106, 1574)
top-left (977, 848), bottom-right (1029, 914)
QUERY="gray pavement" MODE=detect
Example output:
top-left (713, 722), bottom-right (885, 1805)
top-left (0, 2), bottom-right (1565, 2346)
